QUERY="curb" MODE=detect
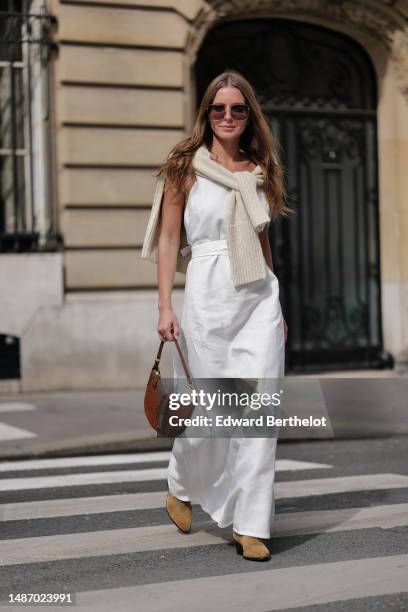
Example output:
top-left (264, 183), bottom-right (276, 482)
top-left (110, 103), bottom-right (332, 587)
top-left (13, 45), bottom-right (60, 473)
top-left (0, 433), bottom-right (174, 460)
top-left (1, 430), bottom-right (406, 461)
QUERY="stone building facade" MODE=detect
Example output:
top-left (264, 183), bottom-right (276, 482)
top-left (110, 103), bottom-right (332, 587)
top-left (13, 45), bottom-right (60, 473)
top-left (1, 0), bottom-right (407, 390)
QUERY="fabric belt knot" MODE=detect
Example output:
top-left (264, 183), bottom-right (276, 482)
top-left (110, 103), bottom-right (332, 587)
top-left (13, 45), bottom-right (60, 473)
top-left (191, 239), bottom-right (229, 259)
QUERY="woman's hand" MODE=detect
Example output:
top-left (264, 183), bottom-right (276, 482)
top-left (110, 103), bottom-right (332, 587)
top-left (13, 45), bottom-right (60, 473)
top-left (283, 318), bottom-right (288, 343)
top-left (158, 307), bottom-right (180, 341)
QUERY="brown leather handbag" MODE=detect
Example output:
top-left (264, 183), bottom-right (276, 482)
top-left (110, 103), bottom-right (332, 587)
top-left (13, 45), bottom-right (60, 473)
top-left (144, 333), bottom-right (195, 438)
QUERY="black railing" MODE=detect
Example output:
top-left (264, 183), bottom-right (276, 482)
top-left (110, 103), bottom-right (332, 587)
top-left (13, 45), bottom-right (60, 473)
top-left (0, 0), bottom-right (59, 252)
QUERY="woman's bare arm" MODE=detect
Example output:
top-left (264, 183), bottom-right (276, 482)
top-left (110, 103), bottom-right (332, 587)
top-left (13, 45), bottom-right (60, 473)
top-left (157, 180), bottom-right (185, 340)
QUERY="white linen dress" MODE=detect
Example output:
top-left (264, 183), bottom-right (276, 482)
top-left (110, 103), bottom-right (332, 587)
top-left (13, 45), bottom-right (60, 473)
top-left (167, 173), bottom-right (285, 539)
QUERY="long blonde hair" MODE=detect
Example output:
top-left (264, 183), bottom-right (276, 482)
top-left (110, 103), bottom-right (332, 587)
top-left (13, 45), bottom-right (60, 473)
top-left (157, 70), bottom-right (292, 220)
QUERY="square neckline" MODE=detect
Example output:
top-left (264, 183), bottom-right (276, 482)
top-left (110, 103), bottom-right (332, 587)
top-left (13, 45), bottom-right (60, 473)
top-left (203, 145), bottom-right (260, 175)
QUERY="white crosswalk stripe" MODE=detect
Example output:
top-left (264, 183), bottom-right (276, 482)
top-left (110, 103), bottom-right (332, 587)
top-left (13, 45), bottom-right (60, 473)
top-left (76, 555), bottom-right (408, 612)
top-left (0, 467), bottom-right (169, 491)
top-left (0, 459), bottom-right (334, 491)
top-left (1, 503), bottom-right (407, 566)
top-left (0, 403), bottom-right (37, 413)
top-left (1, 473), bottom-right (407, 521)
top-left (0, 455), bottom-right (331, 472)
top-left (0, 450), bottom-right (407, 610)
top-left (0, 450), bottom-right (173, 472)
top-left (0, 422), bottom-right (37, 441)
top-left (0, 403), bottom-right (38, 441)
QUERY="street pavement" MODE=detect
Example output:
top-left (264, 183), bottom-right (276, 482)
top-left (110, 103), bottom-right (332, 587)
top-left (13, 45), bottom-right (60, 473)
top-left (0, 389), bottom-right (164, 459)
top-left (0, 371), bottom-right (407, 459)
top-left (0, 436), bottom-right (407, 610)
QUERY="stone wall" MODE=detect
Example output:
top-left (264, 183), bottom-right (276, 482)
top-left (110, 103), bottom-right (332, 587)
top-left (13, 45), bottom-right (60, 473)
top-left (2, 0), bottom-right (407, 391)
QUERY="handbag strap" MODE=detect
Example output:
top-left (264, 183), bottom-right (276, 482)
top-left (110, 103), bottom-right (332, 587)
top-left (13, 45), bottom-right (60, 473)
top-left (154, 333), bottom-right (194, 387)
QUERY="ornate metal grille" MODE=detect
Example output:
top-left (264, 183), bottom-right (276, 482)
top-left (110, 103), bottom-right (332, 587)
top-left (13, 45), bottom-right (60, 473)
top-left (197, 18), bottom-right (390, 372)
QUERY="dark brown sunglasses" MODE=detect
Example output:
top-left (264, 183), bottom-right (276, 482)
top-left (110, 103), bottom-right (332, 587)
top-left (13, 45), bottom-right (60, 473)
top-left (206, 103), bottom-right (250, 121)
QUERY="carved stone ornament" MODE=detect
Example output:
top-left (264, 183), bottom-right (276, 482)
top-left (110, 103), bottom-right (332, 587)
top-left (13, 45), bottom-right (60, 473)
top-left (189, 0), bottom-right (408, 102)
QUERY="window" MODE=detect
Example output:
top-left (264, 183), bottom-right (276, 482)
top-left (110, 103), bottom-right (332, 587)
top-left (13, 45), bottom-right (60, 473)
top-left (0, 0), bottom-right (57, 252)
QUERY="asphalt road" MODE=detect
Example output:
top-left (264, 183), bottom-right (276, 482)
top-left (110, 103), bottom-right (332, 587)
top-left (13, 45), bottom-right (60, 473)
top-left (0, 435), bottom-right (407, 611)
top-left (0, 375), bottom-right (407, 459)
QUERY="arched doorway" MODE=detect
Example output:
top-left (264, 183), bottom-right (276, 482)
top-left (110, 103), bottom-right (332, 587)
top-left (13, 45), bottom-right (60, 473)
top-left (196, 18), bottom-right (390, 373)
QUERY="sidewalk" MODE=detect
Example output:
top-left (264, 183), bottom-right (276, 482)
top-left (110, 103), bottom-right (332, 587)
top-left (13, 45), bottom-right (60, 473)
top-left (0, 389), bottom-right (172, 459)
top-left (0, 370), bottom-right (407, 459)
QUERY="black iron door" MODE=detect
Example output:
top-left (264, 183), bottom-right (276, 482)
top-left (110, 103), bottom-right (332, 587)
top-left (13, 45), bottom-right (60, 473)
top-left (196, 18), bottom-right (388, 372)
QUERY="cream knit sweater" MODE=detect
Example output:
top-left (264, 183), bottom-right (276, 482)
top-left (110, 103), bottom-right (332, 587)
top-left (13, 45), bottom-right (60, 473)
top-left (141, 145), bottom-right (271, 287)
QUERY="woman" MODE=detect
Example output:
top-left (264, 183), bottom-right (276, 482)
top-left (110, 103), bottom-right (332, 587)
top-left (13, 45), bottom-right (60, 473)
top-left (141, 70), bottom-right (291, 561)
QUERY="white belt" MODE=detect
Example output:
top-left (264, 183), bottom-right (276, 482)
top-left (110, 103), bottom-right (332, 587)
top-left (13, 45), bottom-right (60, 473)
top-left (180, 239), bottom-right (228, 259)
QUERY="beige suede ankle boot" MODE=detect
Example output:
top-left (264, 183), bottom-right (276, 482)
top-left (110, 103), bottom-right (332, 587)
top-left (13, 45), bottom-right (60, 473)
top-left (166, 491), bottom-right (192, 533)
top-left (232, 531), bottom-right (271, 561)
